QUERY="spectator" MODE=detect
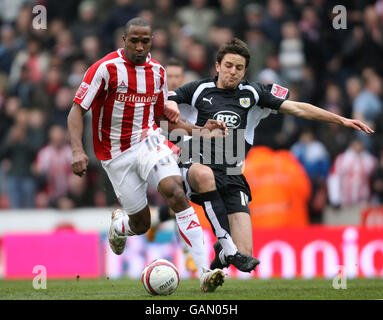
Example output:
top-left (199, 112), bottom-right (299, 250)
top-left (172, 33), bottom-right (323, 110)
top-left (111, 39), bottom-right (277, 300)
top-left (32, 67), bottom-right (63, 113)
top-left (243, 3), bottom-right (264, 29)
top-left (80, 35), bottom-right (103, 65)
top-left (152, 0), bottom-right (176, 30)
top-left (352, 70), bottom-right (382, 150)
top-left (0, 24), bottom-right (24, 75)
top-left (0, 96), bottom-right (20, 143)
top-left (9, 35), bottom-right (50, 87)
top-left (176, 0), bottom-right (218, 44)
top-left (0, 110), bottom-right (41, 208)
top-left (214, 0), bottom-right (245, 38)
top-left (278, 20), bottom-right (305, 84)
top-left (50, 86), bottom-right (75, 127)
top-left (67, 59), bottom-right (88, 88)
top-left (261, 0), bottom-right (288, 46)
top-left (345, 76), bottom-right (362, 118)
top-left (327, 139), bottom-right (377, 208)
top-left (0, 0), bottom-right (26, 24)
top-left (298, 5), bottom-right (326, 84)
top-left (101, 0), bottom-right (139, 50)
top-left (54, 174), bottom-right (95, 209)
top-left (291, 130), bottom-right (331, 223)
top-left (151, 28), bottom-right (173, 60)
top-left (244, 146), bottom-right (311, 228)
top-left (318, 90), bottom-right (353, 160)
top-left (245, 25), bottom-right (275, 82)
top-left (53, 29), bottom-right (78, 64)
top-left (34, 125), bottom-right (73, 207)
top-left (71, 0), bottom-right (101, 46)
top-left (184, 41), bottom-right (210, 77)
top-left (321, 82), bottom-right (345, 114)
top-left (371, 149), bottom-right (383, 205)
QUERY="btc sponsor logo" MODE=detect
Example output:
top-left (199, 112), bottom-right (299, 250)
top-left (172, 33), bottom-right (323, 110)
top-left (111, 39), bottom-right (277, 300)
top-left (213, 111), bottom-right (241, 129)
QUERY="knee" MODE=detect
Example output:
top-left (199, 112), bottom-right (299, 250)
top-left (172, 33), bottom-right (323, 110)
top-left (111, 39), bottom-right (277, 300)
top-left (159, 179), bottom-right (189, 211)
top-left (188, 165), bottom-right (215, 192)
top-left (130, 218), bottom-right (151, 235)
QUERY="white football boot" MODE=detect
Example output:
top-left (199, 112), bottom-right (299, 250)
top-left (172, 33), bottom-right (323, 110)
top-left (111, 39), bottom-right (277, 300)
top-left (200, 268), bottom-right (225, 292)
top-left (108, 209), bottom-right (127, 255)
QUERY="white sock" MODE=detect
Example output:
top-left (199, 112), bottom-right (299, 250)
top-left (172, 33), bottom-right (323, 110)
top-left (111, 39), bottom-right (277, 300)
top-left (203, 200), bottom-right (237, 256)
top-left (218, 232), bottom-right (238, 257)
top-left (219, 250), bottom-right (227, 265)
top-left (175, 207), bottom-right (208, 278)
top-left (113, 215), bottom-right (136, 236)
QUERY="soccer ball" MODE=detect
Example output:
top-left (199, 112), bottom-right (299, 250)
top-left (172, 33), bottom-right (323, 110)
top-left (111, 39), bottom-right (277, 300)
top-left (141, 259), bottom-right (180, 296)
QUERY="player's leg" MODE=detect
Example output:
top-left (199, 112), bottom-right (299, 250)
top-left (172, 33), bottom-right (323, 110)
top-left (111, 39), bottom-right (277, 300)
top-left (211, 186), bottom-right (260, 272)
top-left (185, 164), bottom-right (238, 257)
top-left (185, 164), bottom-right (259, 272)
top-left (101, 151), bottom-right (152, 255)
top-left (228, 212), bottom-right (253, 256)
top-left (147, 155), bottom-right (224, 292)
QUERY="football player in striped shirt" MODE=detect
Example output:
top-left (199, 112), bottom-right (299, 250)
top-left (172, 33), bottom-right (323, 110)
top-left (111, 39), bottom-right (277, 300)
top-left (68, 17), bottom-right (226, 292)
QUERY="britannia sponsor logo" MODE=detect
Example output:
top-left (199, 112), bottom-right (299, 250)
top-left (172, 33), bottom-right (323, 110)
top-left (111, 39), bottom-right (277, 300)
top-left (115, 93), bottom-right (159, 104)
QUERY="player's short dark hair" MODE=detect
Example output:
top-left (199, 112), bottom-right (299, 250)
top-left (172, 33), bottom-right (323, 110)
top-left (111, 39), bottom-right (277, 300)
top-left (165, 57), bottom-right (184, 70)
top-left (124, 17), bottom-right (151, 35)
top-left (216, 38), bottom-right (250, 68)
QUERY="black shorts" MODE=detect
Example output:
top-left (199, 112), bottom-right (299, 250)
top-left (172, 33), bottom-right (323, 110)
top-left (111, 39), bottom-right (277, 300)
top-left (180, 163), bottom-right (252, 215)
top-left (212, 168), bottom-right (252, 214)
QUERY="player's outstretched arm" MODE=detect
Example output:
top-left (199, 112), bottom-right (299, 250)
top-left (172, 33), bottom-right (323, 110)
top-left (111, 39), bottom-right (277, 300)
top-left (156, 116), bottom-right (227, 138)
top-left (279, 100), bottom-right (374, 134)
top-left (67, 103), bottom-right (89, 177)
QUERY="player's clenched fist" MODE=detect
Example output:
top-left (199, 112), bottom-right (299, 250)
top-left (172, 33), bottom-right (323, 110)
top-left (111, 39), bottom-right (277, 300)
top-left (165, 100), bottom-right (180, 123)
top-left (71, 151), bottom-right (89, 177)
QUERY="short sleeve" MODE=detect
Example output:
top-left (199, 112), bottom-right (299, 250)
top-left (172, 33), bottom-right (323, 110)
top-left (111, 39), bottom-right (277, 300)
top-left (167, 81), bottom-right (200, 105)
top-left (253, 82), bottom-right (289, 110)
top-left (73, 62), bottom-right (108, 110)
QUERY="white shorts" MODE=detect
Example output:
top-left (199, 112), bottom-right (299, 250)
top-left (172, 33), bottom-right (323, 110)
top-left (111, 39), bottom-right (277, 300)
top-left (101, 130), bottom-right (181, 214)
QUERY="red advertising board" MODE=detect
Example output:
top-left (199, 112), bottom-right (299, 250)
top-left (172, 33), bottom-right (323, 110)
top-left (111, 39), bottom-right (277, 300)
top-left (1, 226), bottom-right (382, 279)
top-left (248, 226), bottom-right (383, 279)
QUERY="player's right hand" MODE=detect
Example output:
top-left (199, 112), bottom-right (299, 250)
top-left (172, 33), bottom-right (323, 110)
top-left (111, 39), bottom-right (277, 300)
top-left (201, 119), bottom-right (228, 138)
top-left (71, 151), bottom-right (89, 177)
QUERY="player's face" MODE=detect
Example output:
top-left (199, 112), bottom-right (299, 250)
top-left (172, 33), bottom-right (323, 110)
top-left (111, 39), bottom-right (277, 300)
top-left (216, 53), bottom-right (247, 90)
top-left (123, 25), bottom-right (152, 64)
top-left (166, 66), bottom-right (184, 91)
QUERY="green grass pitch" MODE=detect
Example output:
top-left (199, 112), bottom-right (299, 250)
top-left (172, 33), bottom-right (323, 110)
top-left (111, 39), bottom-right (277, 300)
top-left (1, 278), bottom-right (382, 300)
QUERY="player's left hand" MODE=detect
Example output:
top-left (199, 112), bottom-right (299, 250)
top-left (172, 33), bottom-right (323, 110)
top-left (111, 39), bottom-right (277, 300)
top-left (342, 118), bottom-right (374, 134)
top-left (165, 100), bottom-right (180, 123)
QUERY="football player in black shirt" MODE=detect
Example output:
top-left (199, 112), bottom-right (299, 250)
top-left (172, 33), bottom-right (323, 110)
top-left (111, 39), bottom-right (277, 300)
top-left (166, 38), bottom-right (374, 271)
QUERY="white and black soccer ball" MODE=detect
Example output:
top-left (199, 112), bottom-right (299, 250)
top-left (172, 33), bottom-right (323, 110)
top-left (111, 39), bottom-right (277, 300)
top-left (141, 258), bottom-right (180, 296)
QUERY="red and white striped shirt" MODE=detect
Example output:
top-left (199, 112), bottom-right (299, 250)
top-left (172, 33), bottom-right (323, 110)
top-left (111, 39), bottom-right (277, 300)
top-left (73, 49), bottom-right (167, 160)
top-left (327, 148), bottom-right (377, 206)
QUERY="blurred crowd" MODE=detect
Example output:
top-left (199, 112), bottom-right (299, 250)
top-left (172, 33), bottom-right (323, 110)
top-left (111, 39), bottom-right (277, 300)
top-left (0, 0), bottom-right (382, 224)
